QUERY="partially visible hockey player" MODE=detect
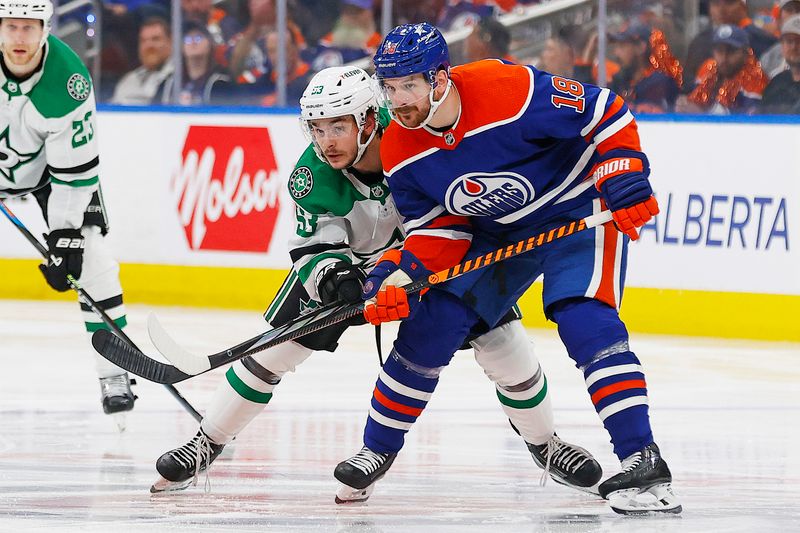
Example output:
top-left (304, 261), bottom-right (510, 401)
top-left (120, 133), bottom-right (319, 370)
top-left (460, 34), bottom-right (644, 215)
top-left (0, 0), bottom-right (135, 420)
top-left (334, 24), bottom-right (681, 515)
top-left (153, 66), bottom-right (602, 498)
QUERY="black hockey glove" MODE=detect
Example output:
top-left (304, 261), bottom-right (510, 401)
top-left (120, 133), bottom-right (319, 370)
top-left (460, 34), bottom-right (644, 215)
top-left (38, 228), bottom-right (85, 292)
top-left (317, 261), bottom-right (366, 305)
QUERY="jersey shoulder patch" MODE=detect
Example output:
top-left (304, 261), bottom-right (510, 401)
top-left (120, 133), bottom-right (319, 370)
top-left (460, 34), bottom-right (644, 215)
top-left (289, 165), bottom-right (314, 199)
top-left (287, 145), bottom-right (367, 216)
top-left (27, 36), bottom-right (93, 119)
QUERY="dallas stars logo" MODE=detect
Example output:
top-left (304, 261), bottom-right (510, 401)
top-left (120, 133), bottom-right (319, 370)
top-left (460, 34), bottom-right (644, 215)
top-left (67, 73), bottom-right (91, 101)
top-left (290, 166), bottom-right (313, 199)
top-left (0, 127), bottom-right (39, 183)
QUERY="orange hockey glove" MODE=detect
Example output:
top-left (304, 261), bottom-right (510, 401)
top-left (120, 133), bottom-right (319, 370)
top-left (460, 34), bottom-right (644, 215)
top-left (362, 249), bottom-right (431, 326)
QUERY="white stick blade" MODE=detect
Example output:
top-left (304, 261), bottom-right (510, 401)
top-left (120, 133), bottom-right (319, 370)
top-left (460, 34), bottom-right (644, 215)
top-left (147, 313), bottom-right (211, 375)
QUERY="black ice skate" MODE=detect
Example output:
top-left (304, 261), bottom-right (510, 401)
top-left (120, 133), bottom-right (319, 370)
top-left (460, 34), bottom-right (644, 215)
top-left (527, 434), bottom-right (603, 493)
top-left (99, 373), bottom-right (136, 431)
top-left (598, 442), bottom-right (682, 515)
top-left (333, 446), bottom-right (397, 504)
top-left (151, 429), bottom-right (226, 493)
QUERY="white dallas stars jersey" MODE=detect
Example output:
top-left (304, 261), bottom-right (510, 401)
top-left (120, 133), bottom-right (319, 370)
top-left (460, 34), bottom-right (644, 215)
top-left (0, 35), bottom-right (100, 230)
top-left (287, 135), bottom-right (405, 302)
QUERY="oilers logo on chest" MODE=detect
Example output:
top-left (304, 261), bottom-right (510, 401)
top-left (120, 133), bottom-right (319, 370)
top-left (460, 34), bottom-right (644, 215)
top-left (444, 172), bottom-right (535, 217)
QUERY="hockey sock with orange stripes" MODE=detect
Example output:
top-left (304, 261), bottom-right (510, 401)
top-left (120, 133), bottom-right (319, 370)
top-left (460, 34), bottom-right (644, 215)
top-left (363, 350), bottom-right (439, 453)
top-left (551, 297), bottom-right (654, 459)
top-left (583, 353), bottom-right (654, 459)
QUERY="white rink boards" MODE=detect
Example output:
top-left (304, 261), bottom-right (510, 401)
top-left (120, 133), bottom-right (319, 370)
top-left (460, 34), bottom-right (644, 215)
top-left (0, 300), bottom-right (799, 532)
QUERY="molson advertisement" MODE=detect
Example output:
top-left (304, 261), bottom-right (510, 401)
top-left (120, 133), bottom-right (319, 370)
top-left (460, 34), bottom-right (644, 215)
top-left (174, 125), bottom-right (282, 253)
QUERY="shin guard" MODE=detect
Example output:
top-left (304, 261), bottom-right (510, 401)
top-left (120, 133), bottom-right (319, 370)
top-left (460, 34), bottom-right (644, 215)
top-left (201, 341), bottom-right (312, 444)
top-left (472, 321), bottom-right (553, 445)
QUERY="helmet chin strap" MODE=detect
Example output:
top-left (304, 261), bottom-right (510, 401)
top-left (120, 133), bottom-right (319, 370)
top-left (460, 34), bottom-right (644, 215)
top-left (351, 122), bottom-right (377, 166)
top-left (395, 78), bottom-right (453, 130)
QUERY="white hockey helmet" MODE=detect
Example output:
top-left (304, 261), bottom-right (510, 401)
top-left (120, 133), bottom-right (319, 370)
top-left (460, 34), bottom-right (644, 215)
top-left (299, 66), bottom-right (380, 167)
top-left (0, 0), bottom-right (54, 48)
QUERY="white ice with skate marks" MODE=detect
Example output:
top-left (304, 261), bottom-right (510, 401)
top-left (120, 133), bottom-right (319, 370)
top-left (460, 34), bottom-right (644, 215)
top-left (0, 300), bottom-right (799, 532)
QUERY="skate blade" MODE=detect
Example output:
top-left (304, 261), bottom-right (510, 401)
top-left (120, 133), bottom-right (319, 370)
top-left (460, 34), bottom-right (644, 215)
top-left (608, 483), bottom-right (682, 515)
top-left (551, 476), bottom-right (601, 496)
top-left (112, 413), bottom-right (127, 433)
top-left (334, 482), bottom-right (375, 504)
top-left (150, 476), bottom-right (193, 494)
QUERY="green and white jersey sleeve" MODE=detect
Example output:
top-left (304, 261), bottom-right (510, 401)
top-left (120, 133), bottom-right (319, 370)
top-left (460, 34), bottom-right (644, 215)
top-left (288, 144), bottom-right (406, 302)
top-left (0, 35), bottom-right (99, 230)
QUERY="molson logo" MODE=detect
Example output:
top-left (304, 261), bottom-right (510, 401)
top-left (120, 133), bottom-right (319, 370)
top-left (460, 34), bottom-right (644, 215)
top-left (173, 126), bottom-right (282, 252)
top-left (445, 172), bottom-right (535, 217)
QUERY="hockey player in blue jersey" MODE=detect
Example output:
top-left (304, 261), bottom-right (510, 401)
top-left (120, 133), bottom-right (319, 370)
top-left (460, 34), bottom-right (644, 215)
top-left (333, 23), bottom-right (681, 515)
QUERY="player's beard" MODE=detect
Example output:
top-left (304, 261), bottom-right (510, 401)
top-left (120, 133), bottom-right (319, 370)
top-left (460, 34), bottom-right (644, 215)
top-left (394, 104), bottom-right (427, 128)
top-left (1, 42), bottom-right (39, 67)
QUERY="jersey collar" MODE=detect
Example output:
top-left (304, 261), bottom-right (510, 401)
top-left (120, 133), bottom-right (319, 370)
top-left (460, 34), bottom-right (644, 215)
top-left (421, 91), bottom-right (464, 150)
top-left (342, 167), bottom-right (391, 205)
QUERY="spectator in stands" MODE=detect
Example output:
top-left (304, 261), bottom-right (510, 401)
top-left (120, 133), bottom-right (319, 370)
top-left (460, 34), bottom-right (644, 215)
top-left (761, 14), bottom-right (800, 113)
top-left (684, 0), bottom-right (776, 89)
top-left (392, 0), bottom-right (446, 26)
top-left (245, 28), bottom-right (312, 106)
top-left (304, 0), bottom-right (381, 70)
top-left (678, 24), bottom-right (768, 114)
top-left (156, 21), bottom-right (237, 105)
top-left (438, 0), bottom-right (516, 32)
top-left (464, 16), bottom-right (515, 62)
top-left (181, 0), bottom-right (240, 63)
top-left (539, 32), bottom-right (575, 77)
top-left (570, 27), bottom-right (621, 85)
top-left (608, 23), bottom-right (682, 113)
top-left (105, 0), bottom-right (167, 16)
top-left (227, 0), bottom-right (306, 83)
top-left (320, 0), bottom-right (380, 50)
top-left (292, 0), bottom-right (340, 44)
top-left (111, 16), bottom-right (174, 105)
top-left (760, 0), bottom-right (800, 78)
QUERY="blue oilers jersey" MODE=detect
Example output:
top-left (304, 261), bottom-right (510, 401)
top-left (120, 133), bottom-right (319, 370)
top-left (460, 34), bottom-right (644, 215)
top-left (379, 59), bottom-right (644, 271)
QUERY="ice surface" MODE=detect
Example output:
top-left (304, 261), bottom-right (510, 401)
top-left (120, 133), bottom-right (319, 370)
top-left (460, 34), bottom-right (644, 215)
top-left (0, 300), bottom-right (798, 532)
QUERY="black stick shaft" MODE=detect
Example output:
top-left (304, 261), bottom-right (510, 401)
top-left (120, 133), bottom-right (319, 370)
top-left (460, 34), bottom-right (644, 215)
top-left (0, 199), bottom-right (202, 422)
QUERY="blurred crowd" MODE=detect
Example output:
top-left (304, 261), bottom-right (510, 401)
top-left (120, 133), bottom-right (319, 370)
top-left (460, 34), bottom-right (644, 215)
top-left (69, 0), bottom-right (800, 114)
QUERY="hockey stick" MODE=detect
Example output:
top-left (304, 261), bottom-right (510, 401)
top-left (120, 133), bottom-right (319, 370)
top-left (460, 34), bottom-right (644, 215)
top-left (91, 210), bottom-right (612, 384)
top-left (0, 199), bottom-right (202, 422)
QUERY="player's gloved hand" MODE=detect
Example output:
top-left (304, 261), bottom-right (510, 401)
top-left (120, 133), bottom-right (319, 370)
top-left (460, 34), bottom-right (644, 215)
top-left (362, 249), bottom-right (431, 325)
top-left (593, 151), bottom-right (659, 240)
top-left (317, 261), bottom-right (366, 305)
top-left (38, 228), bottom-right (84, 292)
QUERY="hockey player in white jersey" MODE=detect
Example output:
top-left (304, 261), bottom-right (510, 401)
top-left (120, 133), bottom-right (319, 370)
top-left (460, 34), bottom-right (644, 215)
top-left (153, 66), bottom-right (603, 499)
top-left (0, 1), bottom-right (135, 418)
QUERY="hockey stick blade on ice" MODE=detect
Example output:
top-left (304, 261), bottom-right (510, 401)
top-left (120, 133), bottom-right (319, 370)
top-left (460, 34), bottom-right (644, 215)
top-left (0, 199), bottom-right (201, 420)
top-left (138, 210), bottom-right (613, 382)
top-left (147, 299), bottom-right (366, 376)
top-left (91, 330), bottom-right (192, 384)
